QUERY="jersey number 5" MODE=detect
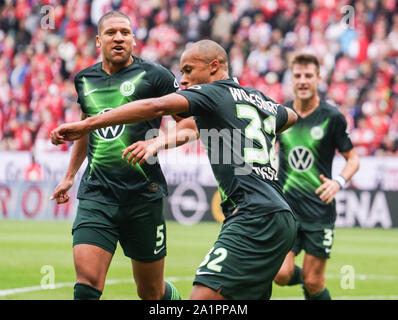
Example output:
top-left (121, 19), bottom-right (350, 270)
top-left (236, 104), bottom-right (277, 168)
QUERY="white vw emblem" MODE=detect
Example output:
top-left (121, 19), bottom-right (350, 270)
top-left (120, 81), bottom-right (135, 96)
top-left (288, 146), bottom-right (314, 172)
top-left (95, 108), bottom-right (125, 141)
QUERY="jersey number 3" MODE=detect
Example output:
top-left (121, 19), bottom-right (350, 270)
top-left (236, 104), bottom-right (277, 168)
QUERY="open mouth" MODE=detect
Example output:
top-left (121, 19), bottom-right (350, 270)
top-left (298, 87), bottom-right (309, 93)
top-left (112, 46), bottom-right (125, 54)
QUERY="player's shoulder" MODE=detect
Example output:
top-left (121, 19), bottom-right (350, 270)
top-left (184, 80), bottom-right (236, 100)
top-left (135, 56), bottom-right (173, 75)
top-left (284, 100), bottom-right (294, 109)
top-left (74, 62), bottom-right (101, 80)
top-left (319, 100), bottom-right (344, 118)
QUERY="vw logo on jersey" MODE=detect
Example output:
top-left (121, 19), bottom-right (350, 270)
top-left (288, 146), bottom-right (314, 172)
top-left (95, 108), bottom-right (125, 141)
top-left (311, 126), bottom-right (324, 140)
top-left (120, 80), bottom-right (135, 96)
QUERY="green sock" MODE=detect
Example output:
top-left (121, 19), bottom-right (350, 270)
top-left (161, 281), bottom-right (181, 300)
top-left (74, 283), bottom-right (102, 300)
top-left (287, 265), bottom-right (303, 286)
top-left (304, 287), bottom-right (331, 300)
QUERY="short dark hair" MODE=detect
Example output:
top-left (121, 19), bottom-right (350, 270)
top-left (290, 53), bottom-right (320, 73)
top-left (97, 11), bottom-right (132, 34)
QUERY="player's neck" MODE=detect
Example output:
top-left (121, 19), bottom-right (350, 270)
top-left (293, 95), bottom-right (320, 118)
top-left (211, 71), bottom-right (229, 83)
top-left (102, 56), bottom-right (134, 75)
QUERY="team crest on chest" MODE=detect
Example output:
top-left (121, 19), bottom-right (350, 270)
top-left (310, 126), bottom-right (324, 140)
top-left (120, 80), bottom-right (135, 96)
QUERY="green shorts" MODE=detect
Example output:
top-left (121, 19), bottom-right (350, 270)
top-left (72, 197), bottom-right (166, 262)
top-left (292, 220), bottom-right (335, 259)
top-left (194, 211), bottom-right (296, 300)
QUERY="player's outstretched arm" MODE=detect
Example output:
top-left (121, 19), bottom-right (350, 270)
top-left (50, 113), bottom-right (88, 204)
top-left (122, 117), bottom-right (199, 166)
top-left (50, 93), bottom-right (190, 144)
top-left (277, 107), bottom-right (298, 134)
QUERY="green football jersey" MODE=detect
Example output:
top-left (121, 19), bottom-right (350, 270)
top-left (74, 56), bottom-right (179, 205)
top-left (278, 100), bottom-right (353, 224)
top-left (177, 79), bottom-right (293, 220)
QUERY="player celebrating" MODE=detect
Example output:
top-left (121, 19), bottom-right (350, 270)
top-left (273, 54), bottom-right (360, 299)
top-left (50, 11), bottom-right (182, 300)
top-left (50, 39), bottom-right (298, 300)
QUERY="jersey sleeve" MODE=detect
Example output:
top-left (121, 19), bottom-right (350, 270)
top-left (333, 112), bottom-right (354, 152)
top-left (275, 104), bottom-right (288, 132)
top-left (74, 74), bottom-right (87, 114)
top-left (151, 64), bottom-right (179, 96)
top-left (176, 85), bottom-right (217, 116)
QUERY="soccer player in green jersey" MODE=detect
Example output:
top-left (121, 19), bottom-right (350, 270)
top-left (50, 39), bottom-right (298, 300)
top-left (50, 11), bottom-right (182, 300)
top-left (273, 54), bottom-right (360, 300)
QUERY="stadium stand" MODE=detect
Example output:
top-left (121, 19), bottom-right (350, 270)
top-left (0, 0), bottom-right (397, 155)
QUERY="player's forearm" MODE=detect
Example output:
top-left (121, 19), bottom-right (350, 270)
top-left (64, 134), bottom-right (88, 179)
top-left (84, 98), bottom-right (163, 130)
top-left (339, 148), bottom-right (360, 183)
top-left (83, 93), bottom-right (190, 131)
top-left (157, 117), bottom-right (199, 150)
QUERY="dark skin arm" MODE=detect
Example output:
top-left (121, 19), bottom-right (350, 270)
top-left (50, 93), bottom-right (189, 145)
top-left (123, 106), bottom-right (297, 166)
top-left (50, 112), bottom-right (88, 204)
top-left (122, 116), bottom-right (199, 166)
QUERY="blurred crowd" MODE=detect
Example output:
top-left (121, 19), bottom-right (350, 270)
top-left (1, 0), bottom-right (398, 156)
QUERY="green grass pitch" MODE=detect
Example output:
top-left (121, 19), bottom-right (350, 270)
top-left (0, 220), bottom-right (397, 300)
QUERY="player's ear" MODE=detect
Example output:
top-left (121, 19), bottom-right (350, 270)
top-left (96, 35), bottom-right (101, 48)
top-left (209, 59), bottom-right (219, 75)
top-left (131, 33), bottom-right (136, 47)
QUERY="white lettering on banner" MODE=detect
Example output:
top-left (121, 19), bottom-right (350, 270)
top-left (2, 153), bottom-right (398, 190)
top-left (0, 152), bottom-right (87, 183)
top-left (336, 190), bottom-right (392, 228)
top-left (331, 155), bottom-right (398, 191)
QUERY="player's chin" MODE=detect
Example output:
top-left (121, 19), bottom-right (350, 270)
top-left (110, 53), bottom-right (130, 64)
top-left (297, 92), bottom-right (313, 100)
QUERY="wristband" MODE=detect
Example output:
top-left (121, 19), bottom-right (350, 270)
top-left (334, 175), bottom-right (346, 189)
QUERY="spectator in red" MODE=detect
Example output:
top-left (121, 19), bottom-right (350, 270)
top-left (350, 116), bottom-right (376, 156)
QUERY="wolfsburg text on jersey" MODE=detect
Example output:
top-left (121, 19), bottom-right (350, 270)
top-left (229, 87), bottom-right (278, 114)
